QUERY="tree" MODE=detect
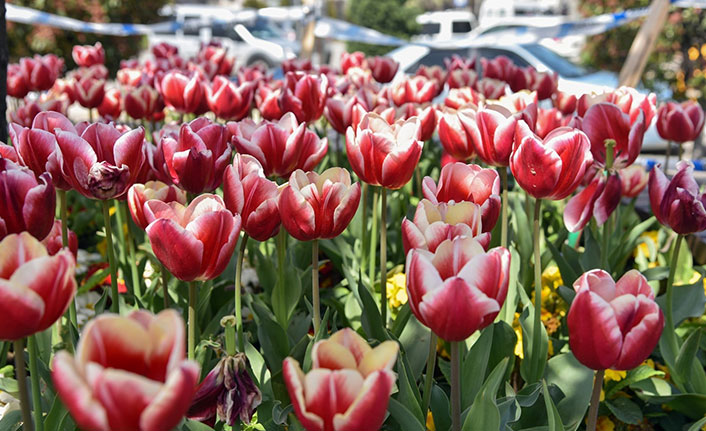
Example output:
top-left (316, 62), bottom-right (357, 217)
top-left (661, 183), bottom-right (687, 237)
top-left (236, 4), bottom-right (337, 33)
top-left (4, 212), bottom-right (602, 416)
top-left (347, 0), bottom-right (422, 56)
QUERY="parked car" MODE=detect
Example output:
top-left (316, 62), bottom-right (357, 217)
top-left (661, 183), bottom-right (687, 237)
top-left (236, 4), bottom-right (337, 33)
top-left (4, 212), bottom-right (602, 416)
top-left (412, 10), bottom-right (478, 43)
top-left (387, 42), bottom-right (665, 150)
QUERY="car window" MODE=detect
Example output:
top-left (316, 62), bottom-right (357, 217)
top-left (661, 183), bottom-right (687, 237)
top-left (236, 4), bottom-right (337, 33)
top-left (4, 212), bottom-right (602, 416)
top-left (473, 48), bottom-right (530, 68)
top-left (452, 21), bottom-right (472, 34)
top-left (212, 21), bottom-right (242, 41)
top-left (521, 44), bottom-right (587, 78)
top-left (420, 23), bottom-right (441, 35)
top-left (407, 48), bottom-right (473, 72)
top-left (243, 17), bottom-right (284, 40)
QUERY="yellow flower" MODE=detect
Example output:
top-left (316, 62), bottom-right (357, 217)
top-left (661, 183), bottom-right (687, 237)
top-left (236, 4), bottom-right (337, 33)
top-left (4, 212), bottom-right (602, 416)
top-left (689, 46), bottom-right (700, 61)
top-left (386, 273), bottom-right (408, 309)
top-left (596, 416), bottom-right (615, 431)
top-left (426, 410), bottom-right (435, 431)
top-left (701, 43), bottom-right (706, 59)
top-left (604, 369), bottom-right (626, 383)
top-left (634, 231), bottom-right (658, 258)
top-left (542, 265), bottom-right (563, 290)
top-left (513, 312), bottom-right (524, 359)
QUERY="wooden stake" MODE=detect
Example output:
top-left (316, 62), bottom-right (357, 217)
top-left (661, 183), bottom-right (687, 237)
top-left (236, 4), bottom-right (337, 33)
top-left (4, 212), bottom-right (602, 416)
top-left (618, 0), bottom-right (670, 87)
top-left (300, 0), bottom-right (317, 60)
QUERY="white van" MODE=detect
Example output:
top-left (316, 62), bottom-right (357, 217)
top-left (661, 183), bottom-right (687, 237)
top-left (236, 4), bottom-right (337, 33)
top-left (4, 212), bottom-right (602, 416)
top-left (413, 10), bottom-right (478, 42)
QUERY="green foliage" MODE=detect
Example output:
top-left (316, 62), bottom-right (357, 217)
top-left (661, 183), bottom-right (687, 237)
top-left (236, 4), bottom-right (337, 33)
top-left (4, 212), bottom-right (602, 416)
top-left (579, 0), bottom-right (706, 102)
top-left (346, 0), bottom-right (422, 56)
top-left (7, 0), bottom-right (170, 73)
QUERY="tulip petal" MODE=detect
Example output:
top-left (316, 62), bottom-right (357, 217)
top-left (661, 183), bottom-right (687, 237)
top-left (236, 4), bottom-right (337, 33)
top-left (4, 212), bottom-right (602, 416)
top-left (147, 219), bottom-right (203, 281)
top-left (333, 370), bottom-right (394, 431)
top-left (358, 341), bottom-right (399, 376)
top-left (140, 361), bottom-right (200, 431)
top-left (510, 134), bottom-right (561, 199)
top-left (0, 279), bottom-right (45, 340)
top-left (0, 232), bottom-right (48, 279)
top-left (327, 327), bottom-right (373, 365)
top-left (282, 358), bottom-right (325, 431)
top-left (615, 270), bottom-right (654, 299)
top-left (406, 249), bottom-right (444, 321)
top-left (593, 173), bottom-right (623, 226)
top-left (312, 339), bottom-right (358, 371)
top-left (564, 176), bottom-right (605, 233)
top-left (613, 297), bottom-right (663, 370)
top-left (52, 352), bottom-right (110, 431)
top-left (567, 289), bottom-right (622, 370)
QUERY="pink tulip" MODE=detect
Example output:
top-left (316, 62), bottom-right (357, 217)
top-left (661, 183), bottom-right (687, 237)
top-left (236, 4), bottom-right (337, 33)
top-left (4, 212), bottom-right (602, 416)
top-left (56, 123), bottom-right (145, 199)
top-left (406, 236), bottom-right (510, 341)
top-left (255, 82), bottom-right (284, 121)
top-left (161, 117), bottom-right (231, 193)
top-left (464, 105), bottom-right (517, 167)
top-left (52, 309), bottom-right (200, 431)
top-left (222, 154), bottom-right (281, 242)
top-left (7, 63), bottom-right (29, 99)
top-left (207, 76), bottom-right (255, 121)
top-left (117, 67), bottom-right (146, 87)
top-left (415, 65), bottom-right (446, 96)
top-left (324, 93), bottom-right (370, 135)
top-left (124, 85), bottom-right (161, 120)
top-left (74, 74), bottom-right (105, 109)
top-left (279, 72), bottom-right (329, 123)
top-left (510, 125), bottom-right (593, 200)
top-left (160, 71), bottom-right (205, 114)
top-left (0, 232), bottom-right (75, 340)
top-left (444, 54), bottom-right (476, 71)
top-left (656, 101), bottom-right (705, 143)
top-left (649, 161), bottom-right (706, 234)
top-left (554, 91), bottom-right (578, 115)
top-left (391, 76), bottom-right (437, 106)
top-left (21, 56), bottom-right (59, 92)
top-left (230, 112), bottom-right (327, 179)
top-left (475, 78), bottom-right (507, 100)
top-left (481, 56), bottom-right (516, 83)
top-left (97, 87), bottom-right (122, 119)
top-left (341, 51), bottom-right (367, 74)
top-left (196, 44), bottom-right (235, 77)
top-left (402, 199), bottom-right (490, 254)
top-left (145, 194), bottom-right (241, 281)
top-left (536, 108), bottom-right (565, 139)
top-left (564, 173), bottom-right (622, 232)
top-left (283, 328), bottom-right (399, 431)
top-left (346, 113), bottom-right (423, 190)
top-left (422, 162), bottom-right (501, 232)
top-left (444, 87), bottom-right (483, 110)
top-left (237, 64), bottom-right (271, 85)
top-left (0, 159), bottom-right (56, 240)
top-left (279, 168), bottom-right (361, 241)
top-left (437, 107), bottom-right (477, 161)
top-left (580, 103), bottom-right (645, 169)
top-left (619, 165), bottom-right (648, 198)
top-left (127, 181), bottom-right (187, 230)
top-left (568, 269), bottom-right (663, 370)
top-left (41, 220), bottom-right (79, 258)
top-left (368, 56), bottom-right (399, 83)
top-left (72, 42), bottom-right (105, 67)
top-left (447, 68), bottom-right (478, 89)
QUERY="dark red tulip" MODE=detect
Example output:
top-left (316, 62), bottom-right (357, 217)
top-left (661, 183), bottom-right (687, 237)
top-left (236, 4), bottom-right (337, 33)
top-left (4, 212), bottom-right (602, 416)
top-left (237, 63), bottom-right (271, 85)
top-left (656, 101), bottom-right (705, 143)
top-left (97, 87), bottom-right (122, 119)
top-left (568, 270), bottom-right (663, 370)
top-left (510, 125), bottom-right (593, 200)
top-left (481, 56), bottom-right (516, 82)
top-left (0, 159), bottom-right (55, 240)
top-left (153, 42), bottom-right (179, 59)
top-left (206, 76), bottom-right (255, 121)
top-left (564, 172), bottom-right (622, 232)
top-left (649, 161), bottom-right (706, 234)
top-left (21, 55), bottom-right (59, 92)
top-left (554, 91), bottom-right (577, 115)
top-left (161, 118), bottom-right (231, 194)
top-left (56, 123), bottom-right (145, 200)
top-left (41, 220), bottom-right (79, 258)
top-left (422, 162), bottom-right (501, 233)
top-left (324, 93), bottom-right (369, 135)
top-left (7, 63), bottom-right (29, 99)
top-left (160, 71), bottom-right (205, 114)
top-left (368, 56), bottom-right (399, 83)
top-left (282, 58), bottom-right (313, 74)
top-left (580, 102), bottom-right (644, 169)
top-left (255, 81), bottom-right (284, 121)
top-left (72, 42), bottom-right (105, 67)
top-left (73, 73), bottom-right (105, 109)
top-left (230, 113), bottom-right (327, 179)
top-left (346, 113), bottom-right (423, 190)
top-left (279, 72), bottom-right (328, 123)
top-left (196, 44), bottom-right (235, 77)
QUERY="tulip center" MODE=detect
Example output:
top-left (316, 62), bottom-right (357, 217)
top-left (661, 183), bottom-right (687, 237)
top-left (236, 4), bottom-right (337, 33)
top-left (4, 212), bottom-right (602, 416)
top-left (87, 162), bottom-right (129, 199)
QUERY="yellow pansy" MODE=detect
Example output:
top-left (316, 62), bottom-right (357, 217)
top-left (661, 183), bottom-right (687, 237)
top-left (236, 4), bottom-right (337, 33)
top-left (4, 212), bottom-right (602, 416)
top-left (634, 231), bottom-right (658, 259)
top-left (386, 273), bottom-right (408, 309)
top-left (426, 411), bottom-right (435, 431)
top-left (596, 416), bottom-right (615, 431)
top-left (604, 369), bottom-right (626, 383)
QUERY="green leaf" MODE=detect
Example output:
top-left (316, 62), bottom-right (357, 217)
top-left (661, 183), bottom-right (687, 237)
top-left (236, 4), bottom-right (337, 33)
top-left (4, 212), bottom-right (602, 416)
top-left (182, 419), bottom-right (215, 431)
top-left (0, 410), bottom-right (21, 431)
top-left (605, 365), bottom-right (664, 398)
top-left (252, 301), bottom-right (290, 375)
top-left (44, 393), bottom-right (69, 431)
top-left (390, 303), bottom-right (412, 338)
top-left (395, 356), bottom-right (425, 425)
top-left (519, 305), bottom-right (548, 385)
top-left (545, 353), bottom-right (594, 431)
top-left (0, 377), bottom-right (18, 393)
top-left (398, 314), bottom-right (432, 380)
top-left (605, 397), bottom-right (643, 425)
top-left (430, 384), bottom-right (452, 431)
top-left (461, 325), bottom-right (494, 409)
top-left (676, 330), bottom-right (702, 385)
top-left (387, 398), bottom-right (426, 431)
top-left (687, 416), bottom-right (706, 431)
top-left (499, 247), bottom-right (521, 324)
top-left (542, 380), bottom-right (565, 431)
top-left (546, 241), bottom-right (580, 287)
top-left (357, 281), bottom-right (387, 341)
top-left (656, 270), bottom-right (706, 326)
top-left (461, 357), bottom-right (510, 431)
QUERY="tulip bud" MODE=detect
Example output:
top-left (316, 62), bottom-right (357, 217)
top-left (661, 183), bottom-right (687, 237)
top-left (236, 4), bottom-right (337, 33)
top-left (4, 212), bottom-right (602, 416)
top-left (619, 165), bottom-right (648, 198)
top-left (649, 161), bottom-right (706, 234)
top-left (41, 220), bottom-right (79, 258)
top-left (0, 159), bottom-right (56, 240)
top-left (279, 72), bottom-right (328, 123)
top-left (128, 181), bottom-right (187, 230)
top-left (656, 101), bottom-right (705, 143)
top-left (188, 353), bottom-right (262, 426)
top-left (72, 42), bottom-right (105, 68)
top-left (368, 56), bottom-right (399, 83)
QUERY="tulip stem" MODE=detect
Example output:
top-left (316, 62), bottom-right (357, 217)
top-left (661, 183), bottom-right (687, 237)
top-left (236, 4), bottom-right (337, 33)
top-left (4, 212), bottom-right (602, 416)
top-left (312, 239), bottom-right (321, 334)
top-left (450, 341), bottom-right (461, 431)
top-left (380, 187), bottom-right (388, 326)
top-left (664, 141), bottom-right (672, 173)
top-left (188, 281), bottom-right (197, 360)
top-left (235, 234), bottom-right (249, 353)
top-left (531, 198), bottom-right (543, 383)
top-left (27, 336), bottom-right (43, 431)
top-left (361, 183), bottom-right (369, 278)
top-left (421, 333), bottom-right (438, 418)
top-left (499, 167), bottom-right (509, 249)
top-left (102, 200), bottom-right (120, 314)
top-left (13, 339), bottom-right (34, 431)
top-left (122, 203), bottom-right (142, 299)
top-left (59, 190), bottom-right (78, 344)
top-left (161, 264), bottom-right (170, 309)
top-left (88, 108), bottom-right (93, 123)
top-left (368, 189), bottom-right (378, 290)
top-left (678, 143), bottom-right (684, 162)
top-left (275, 229), bottom-right (288, 326)
top-left (664, 234), bottom-right (684, 359)
top-left (586, 369), bottom-right (605, 431)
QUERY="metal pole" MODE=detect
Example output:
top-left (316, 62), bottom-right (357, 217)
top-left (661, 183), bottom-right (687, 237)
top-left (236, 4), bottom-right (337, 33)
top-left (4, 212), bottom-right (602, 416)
top-left (0, 1), bottom-right (8, 145)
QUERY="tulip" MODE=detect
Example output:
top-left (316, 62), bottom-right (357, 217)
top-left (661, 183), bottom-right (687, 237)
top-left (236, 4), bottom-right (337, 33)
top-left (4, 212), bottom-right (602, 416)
top-left (74, 74), bottom-right (105, 109)
top-left (609, 86), bottom-right (657, 126)
top-left (324, 94), bottom-right (369, 135)
top-left (52, 309), bottom-right (200, 431)
top-left (393, 103), bottom-right (437, 142)
top-left (341, 51), bottom-right (367, 74)
top-left (161, 118), bottom-right (231, 193)
top-left (207, 76), bottom-right (255, 121)
top-left (564, 172), bottom-right (622, 232)
top-left (535, 107), bottom-right (564, 139)
top-left (127, 181), bottom-right (187, 230)
top-left (255, 82), bottom-right (284, 120)
top-left (481, 56), bottom-right (516, 83)
top-left (437, 107), bottom-right (477, 161)
top-left (188, 353), bottom-right (262, 426)
top-left (475, 78), bottom-right (507, 100)
top-left (345, 113), bottom-right (423, 190)
top-left (222, 154), bottom-right (281, 242)
top-left (368, 56), bottom-right (399, 83)
top-left (97, 87), bottom-right (122, 119)
top-left (406, 236), bottom-right (510, 341)
top-left (117, 67), bottom-right (146, 87)
top-left (124, 84), bottom-right (161, 120)
top-left (0, 159), bottom-right (55, 241)
top-left (391, 76), bottom-right (437, 106)
top-left (580, 103), bottom-right (644, 169)
top-left (0, 144), bottom-right (18, 162)
top-left (282, 58), bottom-right (313, 73)
top-left (619, 164), bottom-right (648, 198)
top-left (21, 56), bottom-right (58, 92)
top-left (231, 112), bottom-right (327, 179)
top-left (527, 69), bottom-right (558, 100)
top-left (554, 91), bottom-right (577, 115)
top-left (279, 72), bottom-right (329, 123)
top-left (41, 220), bottom-right (78, 258)
top-left (0, 232), bottom-right (76, 339)
top-left (510, 125), bottom-right (593, 200)
top-left (465, 105), bottom-right (517, 167)
top-left (283, 328), bottom-right (399, 431)
top-left (656, 101), bottom-right (705, 143)
top-left (422, 162), bottom-right (500, 233)
top-left (415, 65), bottom-right (446, 95)
top-left (447, 68), bottom-right (478, 89)
top-left (279, 168), bottom-right (361, 242)
top-left (568, 269), bottom-right (663, 370)
top-left (402, 199), bottom-right (489, 254)
top-left (153, 42), bottom-right (179, 59)
top-left (648, 161), bottom-right (706, 235)
top-left (196, 44), bottom-right (235, 77)
top-left (72, 42), bottom-right (105, 67)
top-left (145, 194), bottom-right (241, 281)
top-left (7, 63), bottom-right (29, 99)
top-left (237, 63), bottom-right (271, 85)
top-left (160, 71), bottom-right (205, 114)
top-left (56, 123), bottom-right (145, 200)
top-left (445, 54), bottom-right (476, 71)
top-left (444, 87), bottom-right (483, 110)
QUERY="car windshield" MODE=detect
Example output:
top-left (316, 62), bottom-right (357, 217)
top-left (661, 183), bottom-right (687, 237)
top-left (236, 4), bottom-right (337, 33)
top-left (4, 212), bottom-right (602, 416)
top-left (521, 44), bottom-right (587, 78)
top-left (244, 17), bottom-right (284, 40)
